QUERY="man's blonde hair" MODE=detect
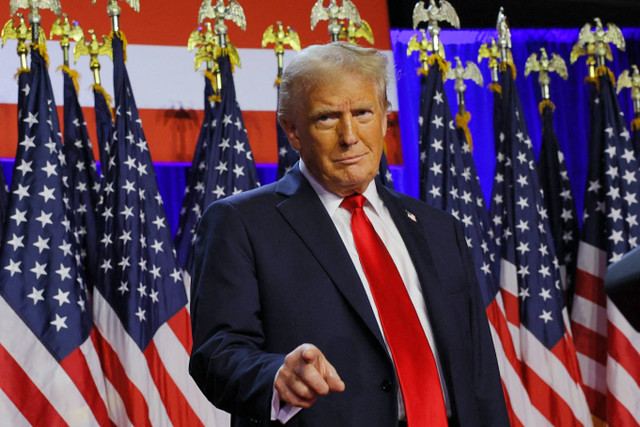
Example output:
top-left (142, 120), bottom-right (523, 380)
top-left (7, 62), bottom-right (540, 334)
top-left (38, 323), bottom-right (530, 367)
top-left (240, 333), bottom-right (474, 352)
top-left (278, 42), bottom-right (390, 124)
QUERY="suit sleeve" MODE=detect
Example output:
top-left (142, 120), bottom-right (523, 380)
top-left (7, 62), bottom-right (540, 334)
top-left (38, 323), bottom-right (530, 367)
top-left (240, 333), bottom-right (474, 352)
top-left (189, 200), bottom-right (285, 419)
top-left (453, 220), bottom-right (510, 426)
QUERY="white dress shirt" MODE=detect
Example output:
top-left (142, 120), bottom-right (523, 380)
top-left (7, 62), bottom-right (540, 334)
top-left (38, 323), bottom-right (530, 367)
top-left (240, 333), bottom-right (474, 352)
top-left (271, 160), bottom-right (447, 423)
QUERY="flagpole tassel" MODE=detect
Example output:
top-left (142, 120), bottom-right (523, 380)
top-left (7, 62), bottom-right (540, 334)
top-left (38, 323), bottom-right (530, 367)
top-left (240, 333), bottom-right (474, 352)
top-left (632, 118), bottom-right (640, 132)
top-left (500, 61), bottom-right (517, 80)
top-left (32, 44), bottom-right (50, 68)
top-left (489, 82), bottom-right (502, 95)
top-left (595, 66), bottom-right (615, 86)
top-left (93, 83), bottom-right (115, 121)
top-left (427, 54), bottom-right (449, 80)
top-left (14, 67), bottom-right (30, 78)
top-left (110, 31), bottom-right (128, 62)
top-left (538, 99), bottom-right (555, 116)
top-left (59, 65), bottom-right (81, 94)
top-left (455, 111), bottom-right (473, 151)
top-left (584, 75), bottom-right (600, 91)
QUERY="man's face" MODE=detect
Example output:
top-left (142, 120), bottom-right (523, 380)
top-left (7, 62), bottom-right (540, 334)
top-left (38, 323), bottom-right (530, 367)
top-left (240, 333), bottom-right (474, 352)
top-left (281, 72), bottom-right (388, 197)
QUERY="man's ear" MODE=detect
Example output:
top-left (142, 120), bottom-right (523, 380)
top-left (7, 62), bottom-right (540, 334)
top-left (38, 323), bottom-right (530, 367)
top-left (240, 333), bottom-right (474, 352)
top-left (279, 118), bottom-right (301, 151)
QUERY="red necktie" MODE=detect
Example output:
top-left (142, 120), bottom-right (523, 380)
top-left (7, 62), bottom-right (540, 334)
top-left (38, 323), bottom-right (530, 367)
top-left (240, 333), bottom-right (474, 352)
top-left (341, 194), bottom-right (448, 426)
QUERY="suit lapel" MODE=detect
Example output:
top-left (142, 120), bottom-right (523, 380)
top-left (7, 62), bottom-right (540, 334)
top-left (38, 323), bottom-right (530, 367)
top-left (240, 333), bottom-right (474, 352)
top-left (276, 167), bottom-right (386, 349)
top-left (376, 183), bottom-right (448, 320)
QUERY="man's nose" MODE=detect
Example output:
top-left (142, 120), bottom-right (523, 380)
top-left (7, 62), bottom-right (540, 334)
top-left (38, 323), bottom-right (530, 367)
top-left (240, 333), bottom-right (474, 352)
top-left (339, 115), bottom-right (358, 145)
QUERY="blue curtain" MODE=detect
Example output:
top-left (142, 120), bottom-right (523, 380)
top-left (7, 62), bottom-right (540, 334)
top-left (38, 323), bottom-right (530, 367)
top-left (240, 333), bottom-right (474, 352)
top-left (392, 28), bottom-right (640, 223)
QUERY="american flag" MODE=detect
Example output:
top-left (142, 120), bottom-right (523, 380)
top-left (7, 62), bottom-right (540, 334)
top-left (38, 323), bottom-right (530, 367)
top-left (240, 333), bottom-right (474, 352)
top-left (175, 55), bottom-right (260, 272)
top-left (378, 150), bottom-right (394, 189)
top-left (92, 33), bottom-right (225, 425)
top-left (0, 45), bottom-right (111, 426)
top-left (536, 103), bottom-right (579, 306)
top-left (0, 155), bottom-right (7, 242)
top-left (632, 116), bottom-right (640, 158)
top-left (418, 59), bottom-right (536, 426)
top-left (61, 67), bottom-right (101, 289)
top-left (570, 72), bottom-right (640, 425)
top-left (275, 86), bottom-right (298, 180)
top-left (92, 84), bottom-right (114, 174)
top-left (489, 66), bottom-right (592, 426)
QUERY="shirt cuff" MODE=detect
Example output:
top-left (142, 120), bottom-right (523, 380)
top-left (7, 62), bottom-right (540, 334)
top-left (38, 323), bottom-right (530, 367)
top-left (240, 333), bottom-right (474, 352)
top-left (270, 368), bottom-right (303, 423)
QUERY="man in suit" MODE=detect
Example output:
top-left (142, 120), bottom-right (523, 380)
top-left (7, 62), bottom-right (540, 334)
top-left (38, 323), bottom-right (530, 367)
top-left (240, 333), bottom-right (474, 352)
top-left (190, 42), bottom-right (509, 426)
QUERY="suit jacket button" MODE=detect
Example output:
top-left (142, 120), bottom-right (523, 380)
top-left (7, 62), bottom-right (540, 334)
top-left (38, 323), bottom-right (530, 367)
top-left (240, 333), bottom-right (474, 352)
top-left (381, 380), bottom-right (392, 392)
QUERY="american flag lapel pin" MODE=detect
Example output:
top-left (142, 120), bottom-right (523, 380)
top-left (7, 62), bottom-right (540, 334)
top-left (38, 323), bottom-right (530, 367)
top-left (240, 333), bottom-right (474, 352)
top-left (406, 210), bottom-right (417, 222)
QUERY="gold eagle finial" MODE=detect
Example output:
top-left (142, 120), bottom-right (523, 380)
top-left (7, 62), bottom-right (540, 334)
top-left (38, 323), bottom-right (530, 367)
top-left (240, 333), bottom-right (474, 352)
top-left (310, 0), bottom-right (362, 42)
top-left (524, 48), bottom-right (568, 101)
top-left (74, 29), bottom-right (113, 85)
top-left (262, 21), bottom-right (301, 84)
top-left (571, 18), bottom-right (625, 78)
top-left (412, 0), bottom-right (459, 57)
top-left (446, 56), bottom-right (483, 115)
top-left (50, 14), bottom-right (84, 66)
top-left (338, 18), bottom-right (374, 45)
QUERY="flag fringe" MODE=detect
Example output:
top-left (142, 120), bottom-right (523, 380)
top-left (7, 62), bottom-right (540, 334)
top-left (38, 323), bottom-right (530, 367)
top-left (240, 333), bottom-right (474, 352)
top-left (489, 83), bottom-right (502, 95)
top-left (455, 111), bottom-right (473, 151)
top-left (500, 61), bottom-right (517, 80)
top-left (14, 67), bottom-right (30, 78)
top-left (59, 65), bottom-right (80, 94)
top-left (203, 70), bottom-right (221, 103)
top-left (427, 54), bottom-right (449, 80)
top-left (93, 84), bottom-right (115, 121)
top-left (538, 99), bottom-right (555, 115)
top-left (110, 31), bottom-right (128, 62)
top-left (31, 44), bottom-right (50, 68)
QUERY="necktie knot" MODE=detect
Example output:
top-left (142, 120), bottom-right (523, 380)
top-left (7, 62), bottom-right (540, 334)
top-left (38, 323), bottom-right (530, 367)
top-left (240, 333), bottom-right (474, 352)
top-left (340, 194), bottom-right (367, 213)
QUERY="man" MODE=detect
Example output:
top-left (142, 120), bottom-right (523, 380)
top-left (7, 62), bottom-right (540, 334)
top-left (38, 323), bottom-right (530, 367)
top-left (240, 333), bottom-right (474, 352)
top-left (190, 42), bottom-right (508, 426)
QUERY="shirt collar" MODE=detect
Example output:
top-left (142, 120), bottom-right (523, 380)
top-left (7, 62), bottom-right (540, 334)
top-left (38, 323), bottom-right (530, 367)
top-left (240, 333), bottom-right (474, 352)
top-left (299, 159), bottom-right (384, 217)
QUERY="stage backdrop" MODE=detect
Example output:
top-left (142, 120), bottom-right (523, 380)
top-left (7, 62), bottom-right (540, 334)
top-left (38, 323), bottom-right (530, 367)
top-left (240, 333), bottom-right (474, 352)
top-left (2, 5), bottom-right (640, 234)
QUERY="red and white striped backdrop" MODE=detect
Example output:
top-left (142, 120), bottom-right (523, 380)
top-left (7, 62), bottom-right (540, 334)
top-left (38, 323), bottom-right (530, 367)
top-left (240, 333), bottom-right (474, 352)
top-left (0, 0), bottom-right (401, 165)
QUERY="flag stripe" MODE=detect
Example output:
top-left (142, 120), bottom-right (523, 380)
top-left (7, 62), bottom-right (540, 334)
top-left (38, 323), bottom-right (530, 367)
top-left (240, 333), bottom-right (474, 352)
top-left (166, 306), bottom-right (192, 353)
top-left (571, 295), bottom-right (608, 342)
top-left (59, 345), bottom-right (114, 427)
top-left (91, 330), bottom-right (153, 427)
top-left (153, 320), bottom-right (225, 425)
top-left (487, 302), bottom-right (549, 427)
top-left (607, 356), bottom-right (640, 426)
top-left (608, 318), bottom-right (640, 382)
top-left (0, 295), bottom-right (101, 425)
top-left (574, 268), bottom-right (606, 306)
top-left (144, 340), bottom-right (204, 427)
top-left (0, 386), bottom-right (31, 427)
top-left (0, 343), bottom-right (67, 426)
top-left (93, 290), bottom-right (174, 426)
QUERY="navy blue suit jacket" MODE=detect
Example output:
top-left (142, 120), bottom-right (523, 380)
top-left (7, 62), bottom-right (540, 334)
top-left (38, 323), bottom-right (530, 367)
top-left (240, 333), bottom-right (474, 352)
top-left (189, 165), bottom-right (509, 426)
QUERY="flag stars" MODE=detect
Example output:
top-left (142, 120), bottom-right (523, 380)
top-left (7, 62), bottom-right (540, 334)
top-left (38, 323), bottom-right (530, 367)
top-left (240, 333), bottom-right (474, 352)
top-left (170, 268), bottom-right (182, 283)
top-left (137, 283), bottom-right (147, 297)
top-left (516, 196), bottom-right (529, 210)
top-left (118, 281), bottom-right (129, 295)
top-left (234, 117), bottom-right (243, 131)
top-left (135, 307), bottom-right (146, 322)
top-left (52, 288), bottom-right (71, 306)
top-left (539, 310), bottom-right (553, 324)
top-left (39, 186), bottom-right (56, 203)
top-left (519, 287), bottom-right (530, 300)
top-left (151, 239), bottom-right (164, 254)
top-left (223, 114), bottom-right (233, 126)
top-left (215, 161), bottom-right (228, 174)
top-left (516, 174), bottom-right (528, 187)
top-left (30, 261), bottom-right (48, 279)
top-left (35, 211), bottom-right (53, 228)
top-left (538, 265), bottom-right (551, 279)
top-left (27, 287), bottom-right (45, 305)
top-left (33, 236), bottom-right (50, 253)
top-left (213, 185), bottom-right (226, 199)
top-left (50, 314), bottom-right (68, 331)
top-left (123, 180), bottom-right (136, 194)
top-left (55, 264), bottom-right (72, 281)
top-left (23, 111), bottom-right (38, 127)
top-left (233, 164), bottom-right (245, 178)
top-left (150, 265), bottom-right (162, 279)
top-left (516, 241), bottom-right (530, 255)
top-left (432, 115), bottom-right (444, 129)
top-left (152, 216), bottom-right (166, 230)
